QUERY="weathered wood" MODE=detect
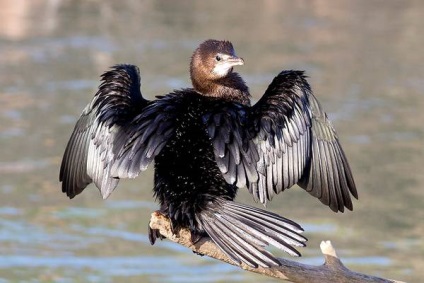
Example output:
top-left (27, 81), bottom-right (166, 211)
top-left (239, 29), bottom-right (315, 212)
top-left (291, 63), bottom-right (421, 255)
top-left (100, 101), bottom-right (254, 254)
top-left (149, 212), bottom-right (405, 283)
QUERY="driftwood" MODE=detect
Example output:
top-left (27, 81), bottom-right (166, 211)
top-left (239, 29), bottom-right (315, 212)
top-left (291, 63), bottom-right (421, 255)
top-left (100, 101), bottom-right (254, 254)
top-left (149, 212), bottom-right (405, 283)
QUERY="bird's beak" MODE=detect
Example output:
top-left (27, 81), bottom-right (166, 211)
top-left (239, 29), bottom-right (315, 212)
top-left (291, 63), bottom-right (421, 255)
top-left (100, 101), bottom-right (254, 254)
top-left (227, 56), bottom-right (244, 66)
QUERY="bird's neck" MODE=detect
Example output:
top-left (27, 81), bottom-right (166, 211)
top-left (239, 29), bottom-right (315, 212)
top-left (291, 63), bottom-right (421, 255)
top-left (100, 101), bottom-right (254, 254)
top-left (191, 71), bottom-right (251, 105)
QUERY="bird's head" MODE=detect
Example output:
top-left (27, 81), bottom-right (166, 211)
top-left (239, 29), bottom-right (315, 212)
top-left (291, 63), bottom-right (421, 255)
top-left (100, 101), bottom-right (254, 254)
top-left (190, 39), bottom-right (244, 93)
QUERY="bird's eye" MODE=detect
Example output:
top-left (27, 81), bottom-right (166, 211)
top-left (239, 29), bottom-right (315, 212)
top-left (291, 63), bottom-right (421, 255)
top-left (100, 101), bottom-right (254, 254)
top-left (215, 55), bottom-right (221, 61)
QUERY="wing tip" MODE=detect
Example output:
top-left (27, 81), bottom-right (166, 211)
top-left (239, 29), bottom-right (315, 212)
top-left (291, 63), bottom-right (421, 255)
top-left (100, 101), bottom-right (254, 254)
top-left (61, 183), bottom-right (81, 199)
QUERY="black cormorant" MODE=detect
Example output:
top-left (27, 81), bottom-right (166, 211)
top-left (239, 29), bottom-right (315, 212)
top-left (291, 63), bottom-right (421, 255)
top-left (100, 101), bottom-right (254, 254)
top-left (60, 39), bottom-right (357, 268)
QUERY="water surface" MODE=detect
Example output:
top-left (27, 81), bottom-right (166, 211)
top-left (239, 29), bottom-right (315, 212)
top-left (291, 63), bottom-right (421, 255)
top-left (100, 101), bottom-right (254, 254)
top-left (0, 1), bottom-right (423, 282)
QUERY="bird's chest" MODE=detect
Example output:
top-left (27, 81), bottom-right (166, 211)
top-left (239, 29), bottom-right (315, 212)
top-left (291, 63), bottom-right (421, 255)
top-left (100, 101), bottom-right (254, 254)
top-left (168, 109), bottom-right (209, 161)
top-left (154, 105), bottom-right (215, 181)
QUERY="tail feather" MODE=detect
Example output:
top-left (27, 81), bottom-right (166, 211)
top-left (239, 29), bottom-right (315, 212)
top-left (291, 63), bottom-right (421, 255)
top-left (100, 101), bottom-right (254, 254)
top-left (221, 212), bottom-right (304, 255)
top-left (223, 203), bottom-right (305, 244)
top-left (207, 218), bottom-right (280, 267)
top-left (220, 212), bottom-right (302, 257)
top-left (198, 199), bottom-right (307, 268)
top-left (202, 221), bottom-right (242, 264)
top-left (223, 201), bottom-right (302, 231)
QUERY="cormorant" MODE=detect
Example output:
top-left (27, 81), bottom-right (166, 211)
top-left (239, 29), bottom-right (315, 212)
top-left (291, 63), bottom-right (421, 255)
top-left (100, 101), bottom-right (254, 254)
top-left (60, 39), bottom-right (357, 268)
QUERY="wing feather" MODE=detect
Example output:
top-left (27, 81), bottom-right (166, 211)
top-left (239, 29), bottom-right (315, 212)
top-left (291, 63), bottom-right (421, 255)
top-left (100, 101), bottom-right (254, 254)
top-left (60, 65), bottom-right (178, 199)
top-left (205, 70), bottom-right (357, 212)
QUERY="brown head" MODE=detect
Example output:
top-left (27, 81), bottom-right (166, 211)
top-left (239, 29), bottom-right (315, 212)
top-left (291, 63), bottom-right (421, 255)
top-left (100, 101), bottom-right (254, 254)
top-left (190, 39), bottom-right (250, 104)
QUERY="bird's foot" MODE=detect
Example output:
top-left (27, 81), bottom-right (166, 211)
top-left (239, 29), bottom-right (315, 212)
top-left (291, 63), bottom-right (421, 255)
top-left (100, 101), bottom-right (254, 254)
top-left (148, 212), bottom-right (166, 245)
top-left (190, 232), bottom-right (203, 244)
top-left (148, 225), bottom-right (165, 245)
top-left (190, 231), bottom-right (206, 256)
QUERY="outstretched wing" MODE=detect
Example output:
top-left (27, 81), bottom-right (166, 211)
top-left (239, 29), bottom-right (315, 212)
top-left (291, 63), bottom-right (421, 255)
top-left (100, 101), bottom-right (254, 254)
top-left (247, 71), bottom-right (313, 204)
top-left (205, 70), bottom-right (357, 212)
top-left (59, 64), bottom-right (177, 199)
top-left (110, 92), bottom-right (183, 179)
top-left (297, 89), bottom-right (357, 211)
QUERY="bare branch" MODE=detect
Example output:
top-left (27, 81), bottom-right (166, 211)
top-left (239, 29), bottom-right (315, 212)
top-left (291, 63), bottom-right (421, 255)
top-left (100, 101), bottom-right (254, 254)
top-left (149, 212), bottom-right (405, 283)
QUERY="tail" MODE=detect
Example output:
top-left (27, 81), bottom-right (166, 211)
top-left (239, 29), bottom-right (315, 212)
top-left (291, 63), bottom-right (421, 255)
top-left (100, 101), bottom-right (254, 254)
top-left (198, 199), bottom-right (307, 268)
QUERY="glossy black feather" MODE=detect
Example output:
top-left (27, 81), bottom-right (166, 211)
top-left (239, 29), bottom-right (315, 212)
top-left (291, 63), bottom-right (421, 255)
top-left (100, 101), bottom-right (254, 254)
top-left (199, 199), bottom-right (306, 267)
top-left (205, 70), bottom-right (357, 212)
top-left (60, 64), bottom-right (158, 199)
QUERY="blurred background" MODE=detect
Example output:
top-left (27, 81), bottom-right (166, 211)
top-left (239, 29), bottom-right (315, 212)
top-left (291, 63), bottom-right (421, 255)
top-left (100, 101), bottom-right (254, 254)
top-left (0, 0), bottom-right (423, 282)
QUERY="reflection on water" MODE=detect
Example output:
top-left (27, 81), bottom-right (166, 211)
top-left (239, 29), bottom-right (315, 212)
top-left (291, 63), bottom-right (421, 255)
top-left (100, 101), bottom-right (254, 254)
top-left (0, 0), bottom-right (423, 282)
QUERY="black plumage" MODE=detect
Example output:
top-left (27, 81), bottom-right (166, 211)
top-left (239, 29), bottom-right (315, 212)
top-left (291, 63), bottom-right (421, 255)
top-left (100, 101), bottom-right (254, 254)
top-left (60, 39), bottom-right (357, 268)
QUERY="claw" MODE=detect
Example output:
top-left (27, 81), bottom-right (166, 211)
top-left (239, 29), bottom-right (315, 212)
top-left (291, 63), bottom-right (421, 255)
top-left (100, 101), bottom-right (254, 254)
top-left (148, 225), bottom-right (165, 245)
top-left (190, 232), bottom-right (203, 244)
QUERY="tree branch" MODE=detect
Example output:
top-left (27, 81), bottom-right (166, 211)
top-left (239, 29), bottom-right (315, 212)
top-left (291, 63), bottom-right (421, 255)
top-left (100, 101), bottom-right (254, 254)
top-left (149, 212), bottom-right (405, 283)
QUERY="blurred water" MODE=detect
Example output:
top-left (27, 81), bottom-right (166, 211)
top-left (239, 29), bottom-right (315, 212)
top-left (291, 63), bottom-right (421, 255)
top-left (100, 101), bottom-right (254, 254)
top-left (0, 0), bottom-right (423, 282)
